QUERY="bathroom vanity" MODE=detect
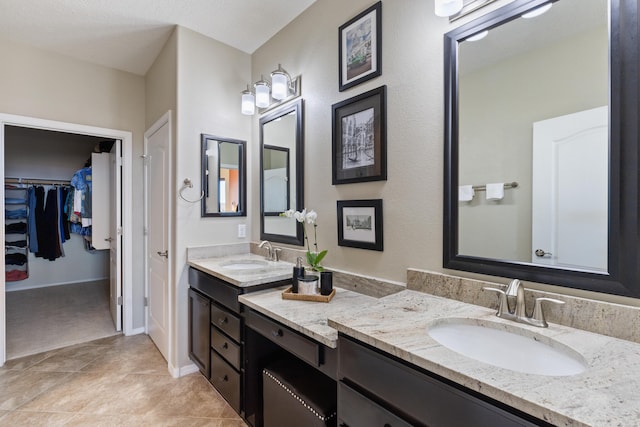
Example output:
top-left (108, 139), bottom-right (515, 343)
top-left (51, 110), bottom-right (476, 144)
top-left (189, 251), bottom-right (640, 427)
top-left (187, 254), bottom-right (292, 416)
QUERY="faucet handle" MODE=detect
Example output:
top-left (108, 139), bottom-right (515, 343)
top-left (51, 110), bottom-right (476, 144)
top-left (483, 287), bottom-right (508, 316)
top-left (272, 247), bottom-right (282, 262)
top-left (532, 297), bottom-right (565, 327)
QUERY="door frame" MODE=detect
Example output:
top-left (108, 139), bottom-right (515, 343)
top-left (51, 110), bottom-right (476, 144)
top-left (0, 113), bottom-right (134, 367)
top-left (143, 111), bottom-right (173, 369)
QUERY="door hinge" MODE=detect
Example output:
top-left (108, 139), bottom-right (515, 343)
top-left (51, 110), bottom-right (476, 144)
top-left (117, 296), bottom-right (123, 305)
top-left (144, 297), bottom-right (148, 307)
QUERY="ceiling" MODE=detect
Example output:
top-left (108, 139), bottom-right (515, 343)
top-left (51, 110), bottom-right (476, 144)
top-left (0, 0), bottom-right (316, 76)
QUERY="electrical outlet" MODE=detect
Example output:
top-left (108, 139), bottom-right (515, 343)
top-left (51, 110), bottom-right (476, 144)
top-left (238, 224), bottom-right (246, 238)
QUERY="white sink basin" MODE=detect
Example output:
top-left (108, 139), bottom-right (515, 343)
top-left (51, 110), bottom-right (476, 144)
top-left (221, 260), bottom-right (270, 271)
top-left (427, 319), bottom-right (587, 376)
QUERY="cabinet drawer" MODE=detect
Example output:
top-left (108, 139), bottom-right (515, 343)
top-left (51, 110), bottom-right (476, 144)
top-left (210, 350), bottom-right (241, 413)
top-left (211, 327), bottom-right (241, 370)
top-left (245, 309), bottom-right (320, 367)
top-left (189, 267), bottom-right (241, 312)
top-left (339, 336), bottom-right (541, 427)
top-left (338, 381), bottom-right (413, 427)
top-left (211, 303), bottom-right (241, 342)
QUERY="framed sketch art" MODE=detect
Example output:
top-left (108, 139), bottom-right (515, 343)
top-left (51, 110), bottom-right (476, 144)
top-left (337, 199), bottom-right (383, 251)
top-left (332, 85), bottom-right (387, 185)
top-left (339, 1), bottom-right (382, 92)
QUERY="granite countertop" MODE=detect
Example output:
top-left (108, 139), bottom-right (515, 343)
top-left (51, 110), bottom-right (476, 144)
top-left (238, 286), bottom-right (378, 348)
top-left (188, 253), bottom-right (293, 287)
top-left (327, 290), bottom-right (640, 427)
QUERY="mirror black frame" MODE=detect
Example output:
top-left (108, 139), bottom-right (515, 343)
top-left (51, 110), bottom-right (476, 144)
top-left (200, 134), bottom-right (247, 217)
top-left (259, 99), bottom-right (304, 245)
top-left (443, 0), bottom-right (640, 297)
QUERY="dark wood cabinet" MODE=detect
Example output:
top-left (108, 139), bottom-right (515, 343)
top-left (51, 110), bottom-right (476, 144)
top-left (337, 335), bottom-right (548, 427)
top-left (188, 266), bottom-right (290, 421)
top-left (188, 288), bottom-right (210, 377)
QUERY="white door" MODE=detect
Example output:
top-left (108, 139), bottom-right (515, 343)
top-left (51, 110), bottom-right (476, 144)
top-left (109, 142), bottom-right (123, 331)
top-left (145, 115), bottom-right (171, 361)
top-left (531, 106), bottom-right (608, 271)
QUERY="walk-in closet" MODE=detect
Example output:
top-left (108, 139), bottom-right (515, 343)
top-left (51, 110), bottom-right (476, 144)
top-left (4, 125), bottom-right (119, 359)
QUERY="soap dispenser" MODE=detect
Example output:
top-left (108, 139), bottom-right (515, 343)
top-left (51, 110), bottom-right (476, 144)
top-left (292, 257), bottom-right (305, 293)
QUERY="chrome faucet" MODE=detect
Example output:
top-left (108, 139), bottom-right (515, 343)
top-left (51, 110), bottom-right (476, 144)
top-left (483, 279), bottom-right (564, 328)
top-left (258, 240), bottom-right (281, 262)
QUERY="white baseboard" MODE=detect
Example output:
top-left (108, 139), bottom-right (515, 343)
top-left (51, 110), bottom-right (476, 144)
top-left (169, 362), bottom-right (199, 378)
top-left (126, 327), bottom-right (145, 336)
top-left (5, 277), bottom-right (109, 292)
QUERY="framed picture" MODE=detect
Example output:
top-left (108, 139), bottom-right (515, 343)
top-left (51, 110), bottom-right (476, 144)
top-left (332, 85), bottom-right (387, 185)
top-left (339, 1), bottom-right (382, 91)
top-left (337, 199), bottom-right (383, 251)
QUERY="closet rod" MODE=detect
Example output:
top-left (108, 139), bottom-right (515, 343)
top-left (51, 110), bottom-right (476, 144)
top-left (5, 177), bottom-right (71, 186)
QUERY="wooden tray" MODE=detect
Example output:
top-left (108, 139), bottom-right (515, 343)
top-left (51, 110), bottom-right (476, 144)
top-left (281, 287), bottom-right (335, 302)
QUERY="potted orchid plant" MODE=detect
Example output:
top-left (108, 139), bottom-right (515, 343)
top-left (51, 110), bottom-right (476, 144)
top-left (281, 208), bottom-right (327, 272)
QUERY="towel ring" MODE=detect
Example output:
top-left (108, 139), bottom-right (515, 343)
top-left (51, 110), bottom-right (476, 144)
top-left (178, 178), bottom-right (204, 203)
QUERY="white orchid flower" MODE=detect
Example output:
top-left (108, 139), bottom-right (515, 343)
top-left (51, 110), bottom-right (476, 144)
top-left (281, 209), bottom-right (295, 218)
top-left (305, 210), bottom-right (318, 225)
top-left (294, 209), bottom-right (306, 223)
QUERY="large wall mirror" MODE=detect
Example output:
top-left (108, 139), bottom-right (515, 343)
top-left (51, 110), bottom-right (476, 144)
top-left (260, 99), bottom-right (304, 245)
top-left (201, 134), bottom-right (246, 217)
top-left (444, 0), bottom-right (640, 297)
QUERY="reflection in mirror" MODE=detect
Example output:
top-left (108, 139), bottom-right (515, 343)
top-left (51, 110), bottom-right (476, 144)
top-left (201, 134), bottom-right (246, 217)
top-left (263, 145), bottom-right (290, 213)
top-left (444, 0), bottom-right (640, 297)
top-left (260, 99), bottom-right (304, 245)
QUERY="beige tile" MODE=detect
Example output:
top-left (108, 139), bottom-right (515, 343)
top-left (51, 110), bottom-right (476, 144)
top-left (26, 344), bottom-right (106, 373)
top-left (80, 339), bottom-right (168, 375)
top-left (18, 371), bottom-right (129, 413)
top-left (0, 370), bottom-right (71, 410)
top-left (65, 413), bottom-right (246, 427)
top-left (0, 410), bottom-right (76, 427)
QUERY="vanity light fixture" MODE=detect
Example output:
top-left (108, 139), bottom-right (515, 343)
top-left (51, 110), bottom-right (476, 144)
top-left (241, 64), bottom-right (301, 115)
top-left (521, 3), bottom-right (552, 19)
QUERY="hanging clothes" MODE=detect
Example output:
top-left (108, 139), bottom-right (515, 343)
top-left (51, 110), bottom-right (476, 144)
top-left (68, 166), bottom-right (93, 238)
top-left (27, 186), bottom-right (38, 253)
top-left (35, 187), bottom-right (64, 261)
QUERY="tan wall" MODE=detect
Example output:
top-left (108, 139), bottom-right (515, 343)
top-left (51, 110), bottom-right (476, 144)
top-left (173, 26), bottom-right (252, 369)
top-left (0, 38), bottom-right (148, 328)
top-left (251, 0), bottom-right (454, 282)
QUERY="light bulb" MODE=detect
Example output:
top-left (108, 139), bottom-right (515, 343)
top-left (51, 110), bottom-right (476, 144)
top-left (241, 90), bottom-right (255, 115)
top-left (271, 72), bottom-right (288, 100)
top-left (435, 0), bottom-right (464, 17)
top-left (254, 79), bottom-right (270, 108)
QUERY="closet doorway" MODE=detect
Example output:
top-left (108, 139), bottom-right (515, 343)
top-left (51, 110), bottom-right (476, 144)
top-left (0, 114), bottom-right (134, 366)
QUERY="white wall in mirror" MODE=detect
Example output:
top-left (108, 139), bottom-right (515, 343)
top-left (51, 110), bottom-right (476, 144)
top-left (457, 0), bottom-right (607, 267)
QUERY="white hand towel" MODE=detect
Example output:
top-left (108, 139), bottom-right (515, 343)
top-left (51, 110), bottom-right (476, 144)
top-left (459, 185), bottom-right (474, 202)
top-left (486, 183), bottom-right (504, 200)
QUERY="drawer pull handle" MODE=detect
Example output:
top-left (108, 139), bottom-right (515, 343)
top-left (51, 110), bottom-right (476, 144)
top-left (222, 342), bottom-right (228, 349)
top-left (272, 329), bottom-right (283, 337)
top-left (219, 317), bottom-right (228, 325)
top-left (218, 374), bottom-right (229, 383)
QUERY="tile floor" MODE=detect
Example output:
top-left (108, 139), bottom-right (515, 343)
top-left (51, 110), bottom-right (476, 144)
top-left (0, 334), bottom-right (247, 426)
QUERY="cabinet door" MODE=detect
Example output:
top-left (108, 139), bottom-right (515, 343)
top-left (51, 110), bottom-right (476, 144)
top-left (188, 288), bottom-right (211, 377)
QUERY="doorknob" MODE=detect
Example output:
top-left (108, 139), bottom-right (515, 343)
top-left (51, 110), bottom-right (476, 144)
top-left (157, 250), bottom-right (169, 258)
top-left (105, 237), bottom-right (113, 242)
top-left (535, 249), bottom-right (552, 257)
